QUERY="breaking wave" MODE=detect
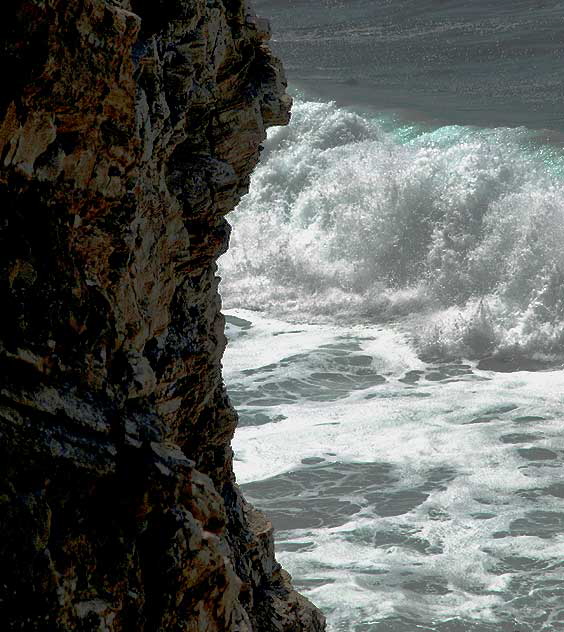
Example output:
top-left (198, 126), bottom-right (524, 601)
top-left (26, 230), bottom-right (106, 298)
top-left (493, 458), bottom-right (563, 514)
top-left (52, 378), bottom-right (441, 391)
top-left (219, 98), bottom-right (564, 361)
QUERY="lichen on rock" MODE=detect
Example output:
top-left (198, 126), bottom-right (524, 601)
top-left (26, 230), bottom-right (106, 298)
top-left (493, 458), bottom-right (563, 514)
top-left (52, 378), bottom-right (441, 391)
top-left (0, 1), bottom-right (325, 630)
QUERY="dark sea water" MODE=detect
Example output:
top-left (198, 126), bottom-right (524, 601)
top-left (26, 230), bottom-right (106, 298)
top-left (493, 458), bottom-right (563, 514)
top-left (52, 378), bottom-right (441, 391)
top-left (220, 3), bottom-right (564, 631)
top-left (256, 0), bottom-right (564, 130)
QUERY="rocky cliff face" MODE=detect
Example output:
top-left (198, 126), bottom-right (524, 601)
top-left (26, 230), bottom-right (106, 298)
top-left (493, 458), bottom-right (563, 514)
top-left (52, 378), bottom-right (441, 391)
top-left (0, 1), bottom-right (325, 630)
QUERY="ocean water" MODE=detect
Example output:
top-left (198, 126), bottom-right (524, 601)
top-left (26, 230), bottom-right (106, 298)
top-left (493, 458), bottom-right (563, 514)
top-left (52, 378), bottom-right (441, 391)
top-left (219, 3), bottom-right (564, 630)
top-left (254, 0), bottom-right (564, 130)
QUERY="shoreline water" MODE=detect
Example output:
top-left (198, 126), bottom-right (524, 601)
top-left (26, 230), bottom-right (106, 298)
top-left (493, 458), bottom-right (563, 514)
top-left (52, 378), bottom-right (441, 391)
top-left (223, 308), bottom-right (564, 632)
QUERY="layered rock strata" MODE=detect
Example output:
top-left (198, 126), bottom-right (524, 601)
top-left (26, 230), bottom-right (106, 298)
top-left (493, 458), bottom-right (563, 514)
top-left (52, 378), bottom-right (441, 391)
top-left (0, 1), bottom-right (325, 630)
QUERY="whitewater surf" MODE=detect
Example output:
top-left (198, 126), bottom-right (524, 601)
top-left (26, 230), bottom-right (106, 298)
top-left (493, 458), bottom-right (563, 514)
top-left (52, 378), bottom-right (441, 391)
top-left (219, 2), bottom-right (564, 629)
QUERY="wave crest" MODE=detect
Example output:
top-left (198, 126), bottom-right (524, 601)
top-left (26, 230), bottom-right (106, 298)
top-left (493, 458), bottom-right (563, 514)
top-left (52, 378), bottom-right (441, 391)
top-left (220, 99), bottom-right (564, 359)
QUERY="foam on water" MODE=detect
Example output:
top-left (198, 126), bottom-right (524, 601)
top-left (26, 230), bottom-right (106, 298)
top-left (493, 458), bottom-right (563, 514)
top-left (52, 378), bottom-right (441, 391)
top-left (219, 94), bottom-right (564, 630)
top-left (219, 98), bottom-right (564, 361)
top-left (224, 311), bottom-right (564, 631)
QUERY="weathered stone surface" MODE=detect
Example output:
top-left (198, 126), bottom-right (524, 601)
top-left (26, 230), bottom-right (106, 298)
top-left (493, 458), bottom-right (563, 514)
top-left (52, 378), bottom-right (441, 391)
top-left (0, 1), bottom-right (325, 630)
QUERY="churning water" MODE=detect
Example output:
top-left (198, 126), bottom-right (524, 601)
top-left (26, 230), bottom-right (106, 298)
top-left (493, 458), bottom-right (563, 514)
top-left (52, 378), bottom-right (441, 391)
top-left (219, 2), bottom-right (564, 630)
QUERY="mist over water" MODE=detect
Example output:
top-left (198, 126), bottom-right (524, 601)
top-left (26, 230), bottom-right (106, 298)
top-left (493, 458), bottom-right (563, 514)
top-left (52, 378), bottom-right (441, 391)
top-left (220, 2), bottom-right (564, 630)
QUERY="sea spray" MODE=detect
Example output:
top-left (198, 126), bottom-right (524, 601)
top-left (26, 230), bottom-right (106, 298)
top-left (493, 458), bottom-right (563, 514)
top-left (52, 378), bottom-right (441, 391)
top-left (220, 98), bottom-right (564, 360)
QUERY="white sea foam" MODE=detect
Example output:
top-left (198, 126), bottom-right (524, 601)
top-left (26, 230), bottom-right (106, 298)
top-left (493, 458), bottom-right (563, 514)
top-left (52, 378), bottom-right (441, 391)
top-left (224, 310), bottom-right (564, 631)
top-left (219, 98), bottom-right (564, 360)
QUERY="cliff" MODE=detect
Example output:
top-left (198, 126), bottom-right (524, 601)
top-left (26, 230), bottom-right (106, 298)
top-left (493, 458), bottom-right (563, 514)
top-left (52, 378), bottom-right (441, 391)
top-left (0, 1), bottom-right (325, 630)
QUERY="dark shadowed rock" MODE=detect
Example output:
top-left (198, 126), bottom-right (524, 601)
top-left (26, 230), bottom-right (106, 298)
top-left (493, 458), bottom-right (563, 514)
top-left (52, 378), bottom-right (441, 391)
top-left (0, 1), bottom-right (324, 630)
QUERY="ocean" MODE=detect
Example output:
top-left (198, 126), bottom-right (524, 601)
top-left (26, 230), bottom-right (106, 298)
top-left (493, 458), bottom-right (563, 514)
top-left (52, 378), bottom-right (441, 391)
top-left (219, 2), bottom-right (564, 630)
